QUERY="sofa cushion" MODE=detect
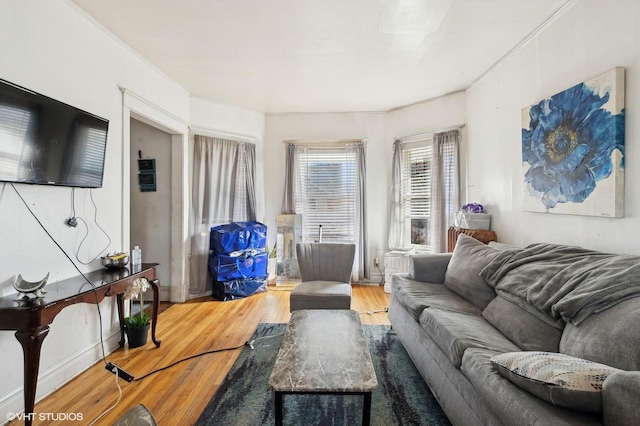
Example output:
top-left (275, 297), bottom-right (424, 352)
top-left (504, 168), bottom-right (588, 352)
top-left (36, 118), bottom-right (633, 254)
top-left (461, 348), bottom-right (602, 425)
top-left (409, 253), bottom-right (452, 283)
top-left (489, 351), bottom-right (621, 413)
top-left (391, 274), bottom-right (481, 320)
top-left (602, 371), bottom-right (640, 426)
top-left (560, 297), bottom-right (640, 371)
top-left (482, 296), bottom-right (564, 352)
top-left (419, 307), bottom-right (520, 368)
top-left (289, 281), bottom-right (352, 311)
top-left (444, 234), bottom-right (503, 309)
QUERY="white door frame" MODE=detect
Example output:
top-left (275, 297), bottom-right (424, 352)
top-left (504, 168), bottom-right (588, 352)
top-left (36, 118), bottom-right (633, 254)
top-left (120, 88), bottom-right (190, 302)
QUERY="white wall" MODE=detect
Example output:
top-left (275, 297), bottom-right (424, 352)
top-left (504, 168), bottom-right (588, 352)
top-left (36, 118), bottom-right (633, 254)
top-left (0, 1), bottom-right (187, 420)
top-left (465, 0), bottom-right (640, 254)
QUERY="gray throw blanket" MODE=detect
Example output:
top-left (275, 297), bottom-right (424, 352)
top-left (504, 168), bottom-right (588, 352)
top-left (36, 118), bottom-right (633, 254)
top-left (480, 243), bottom-right (640, 326)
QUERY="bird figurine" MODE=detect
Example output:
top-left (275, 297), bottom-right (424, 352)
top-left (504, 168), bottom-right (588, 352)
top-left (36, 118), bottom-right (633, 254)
top-left (13, 273), bottom-right (49, 301)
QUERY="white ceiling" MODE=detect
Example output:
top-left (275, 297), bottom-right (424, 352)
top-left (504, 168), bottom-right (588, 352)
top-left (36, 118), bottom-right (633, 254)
top-left (70, 0), bottom-right (571, 113)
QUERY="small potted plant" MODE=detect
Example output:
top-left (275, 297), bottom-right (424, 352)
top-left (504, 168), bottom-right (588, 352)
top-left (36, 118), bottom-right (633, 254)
top-left (123, 277), bottom-right (151, 348)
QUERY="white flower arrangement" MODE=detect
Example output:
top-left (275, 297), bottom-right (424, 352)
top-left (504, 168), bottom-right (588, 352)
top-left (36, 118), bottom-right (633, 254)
top-left (123, 277), bottom-right (151, 329)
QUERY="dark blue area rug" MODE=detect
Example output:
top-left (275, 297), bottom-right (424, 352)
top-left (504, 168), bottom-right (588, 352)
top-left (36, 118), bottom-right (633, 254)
top-left (196, 323), bottom-right (450, 426)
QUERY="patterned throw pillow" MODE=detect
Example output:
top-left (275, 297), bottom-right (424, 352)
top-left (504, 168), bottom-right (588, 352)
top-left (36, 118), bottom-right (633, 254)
top-left (490, 351), bottom-right (621, 413)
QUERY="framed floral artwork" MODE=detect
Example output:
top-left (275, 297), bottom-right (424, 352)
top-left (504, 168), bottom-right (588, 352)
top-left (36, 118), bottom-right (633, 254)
top-left (522, 67), bottom-right (625, 217)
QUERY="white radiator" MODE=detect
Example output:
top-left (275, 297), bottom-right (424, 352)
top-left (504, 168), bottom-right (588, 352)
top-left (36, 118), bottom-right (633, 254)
top-left (383, 251), bottom-right (412, 293)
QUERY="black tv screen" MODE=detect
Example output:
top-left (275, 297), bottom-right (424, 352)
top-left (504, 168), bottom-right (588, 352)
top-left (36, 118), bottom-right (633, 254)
top-left (0, 78), bottom-right (108, 188)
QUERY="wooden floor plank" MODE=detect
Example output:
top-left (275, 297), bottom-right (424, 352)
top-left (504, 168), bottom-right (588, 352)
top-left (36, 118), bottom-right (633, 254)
top-left (10, 284), bottom-right (390, 425)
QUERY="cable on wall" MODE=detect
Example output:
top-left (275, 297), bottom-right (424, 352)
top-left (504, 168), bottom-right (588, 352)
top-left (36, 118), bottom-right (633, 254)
top-left (73, 188), bottom-right (113, 265)
top-left (10, 183), bottom-right (110, 365)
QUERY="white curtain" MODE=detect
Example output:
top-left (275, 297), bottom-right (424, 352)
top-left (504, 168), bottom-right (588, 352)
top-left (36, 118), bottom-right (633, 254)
top-left (387, 140), bottom-right (405, 249)
top-left (281, 143), bottom-right (304, 214)
top-left (348, 142), bottom-right (368, 281)
top-left (431, 130), bottom-right (460, 253)
top-left (233, 142), bottom-right (256, 221)
top-left (189, 135), bottom-right (256, 295)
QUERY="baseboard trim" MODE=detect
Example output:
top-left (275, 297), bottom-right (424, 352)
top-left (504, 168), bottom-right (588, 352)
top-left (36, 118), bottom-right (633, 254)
top-left (357, 281), bottom-right (382, 287)
top-left (0, 330), bottom-right (121, 421)
top-left (160, 285), bottom-right (171, 301)
top-left (355, 270), bottom-right (384, 287)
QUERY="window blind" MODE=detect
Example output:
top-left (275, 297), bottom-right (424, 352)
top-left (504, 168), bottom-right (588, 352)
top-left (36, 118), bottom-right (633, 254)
top-left (294, 148), bottom-right (357, 243)
top-left (401, 142), bottom-right (432, 247)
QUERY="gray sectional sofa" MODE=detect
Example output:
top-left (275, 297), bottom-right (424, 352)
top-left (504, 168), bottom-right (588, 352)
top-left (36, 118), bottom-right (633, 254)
top-left (388, 234), bottom-right (640, 425)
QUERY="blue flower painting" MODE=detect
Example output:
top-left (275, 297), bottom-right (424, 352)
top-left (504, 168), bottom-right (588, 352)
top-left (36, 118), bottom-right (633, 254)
top-left (522, 68), bottom-right (625, 217)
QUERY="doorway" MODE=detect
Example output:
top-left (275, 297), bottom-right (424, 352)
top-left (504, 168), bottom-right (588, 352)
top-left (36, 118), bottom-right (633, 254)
top-left (120, 88), bottom-right (190, 303)
top-left (130, 118), bottom-right (172, 296)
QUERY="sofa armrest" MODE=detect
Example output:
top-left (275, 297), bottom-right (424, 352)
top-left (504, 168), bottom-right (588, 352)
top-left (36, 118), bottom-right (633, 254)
top-left (409, 253), bottom-right (452, 284)
top-left (602, 371), bottom-right (640, 425)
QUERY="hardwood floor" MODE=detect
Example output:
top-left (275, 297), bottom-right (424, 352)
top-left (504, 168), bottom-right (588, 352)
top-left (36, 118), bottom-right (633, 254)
top-left (14, 284), bottom-right (390, 425)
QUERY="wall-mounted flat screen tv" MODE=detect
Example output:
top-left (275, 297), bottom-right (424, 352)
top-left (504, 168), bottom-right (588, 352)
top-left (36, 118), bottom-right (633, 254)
top-left (0, 78), bottom-right (108, 188)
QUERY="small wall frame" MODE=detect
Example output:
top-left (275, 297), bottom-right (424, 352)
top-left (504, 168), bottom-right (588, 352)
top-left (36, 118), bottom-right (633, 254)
top-left (138, 158), bottom-right (157, 192)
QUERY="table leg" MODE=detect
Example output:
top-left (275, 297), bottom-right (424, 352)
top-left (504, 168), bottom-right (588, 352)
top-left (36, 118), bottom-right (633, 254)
top-left (15, 326), bottom-right (50, 426)
top-left (116, 293), bottom-right (125, 347)
top-left (274, 391), bottom-right (283, 426)
top-left (362, 392), bottom-right (372, 426)
top-left (149, 279), bottom-right (161, 347)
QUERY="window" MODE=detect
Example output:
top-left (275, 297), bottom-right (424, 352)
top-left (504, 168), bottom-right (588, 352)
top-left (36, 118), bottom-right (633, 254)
top-left (392, 131), bottom-right (459, 252)
top-left (402, 141), bottom-right (432, 248)
top-left (294, 147), bottom-right (358, 243)
top-left (284, 141), bottom-right (367, 280)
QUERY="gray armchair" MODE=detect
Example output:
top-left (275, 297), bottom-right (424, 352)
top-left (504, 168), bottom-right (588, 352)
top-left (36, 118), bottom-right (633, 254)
top-left (289, 243), bottom-right (355, 312)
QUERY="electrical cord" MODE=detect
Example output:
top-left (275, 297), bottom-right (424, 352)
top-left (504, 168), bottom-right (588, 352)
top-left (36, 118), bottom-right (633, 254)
top-left (132, 343), bottom-right (247, 381)
top-left (376, 264), bottom-right (384, 284)
top-left (362, 307), bottom-right (389, 315)
top-left (88, 368), bottom-right (123, 426)
top-left (73, 188), bottom-right (112, 265)
top-left (132, 333), bottom-right (284, 382)
top-left (70, 187), bottom-right (76, 219)
top-left (11, 183), bottom-right (109, 365)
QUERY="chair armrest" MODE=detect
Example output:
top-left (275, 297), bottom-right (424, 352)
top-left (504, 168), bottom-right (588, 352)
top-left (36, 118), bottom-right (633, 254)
top-left (409, 253), bottom-right (452, 284)
top-left (602, 371), bottom-right (640, 425)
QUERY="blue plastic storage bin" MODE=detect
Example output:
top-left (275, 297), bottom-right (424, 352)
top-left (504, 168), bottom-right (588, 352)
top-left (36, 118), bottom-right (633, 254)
top-left (208, 251), bottom-right (268, 282)
top-left (211, 278), bottom-right (268, 301)
top-left (209, 221), bottom-right (267, 254)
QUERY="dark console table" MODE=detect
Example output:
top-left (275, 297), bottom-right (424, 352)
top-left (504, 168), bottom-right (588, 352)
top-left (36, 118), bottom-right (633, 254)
top-left (0, 263), bottom-right (162, 425)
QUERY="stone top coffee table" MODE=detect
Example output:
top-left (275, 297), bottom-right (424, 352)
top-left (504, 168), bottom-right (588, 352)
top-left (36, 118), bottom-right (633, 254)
top-left (268, 309), bottom-right (378, 425)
